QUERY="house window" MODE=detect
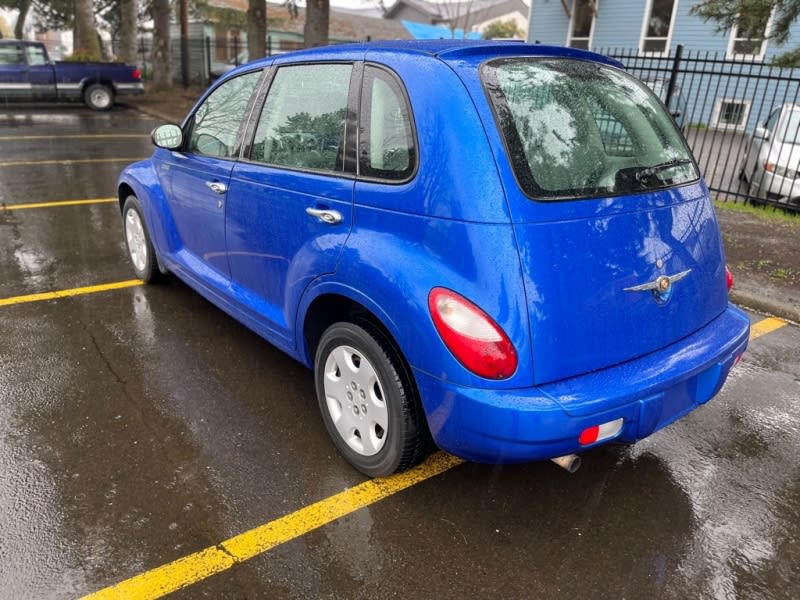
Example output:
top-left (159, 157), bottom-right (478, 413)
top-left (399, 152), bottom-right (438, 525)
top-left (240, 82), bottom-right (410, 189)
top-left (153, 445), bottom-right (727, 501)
top-left (727, 14), bottom-right (772, 60)
top-left (567, 0), bottom-right (597, 49)
top-left (639, 0), bottom-right (678, 55)
top-left (712, 98), bottom-right (751, 131)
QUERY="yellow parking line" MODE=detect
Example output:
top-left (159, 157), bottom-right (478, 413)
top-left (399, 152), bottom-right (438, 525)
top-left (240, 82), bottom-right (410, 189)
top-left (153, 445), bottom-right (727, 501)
top-left (2, 197), bottom-right (117, 211)
top-left (0, 157), bottom-right (147, 167)
top-left (750, 316), bottom-right (787, 340)
top-left (0, 134), bottom-right (148, 141)
top-left (0, 280), bottom-right (142, 307)
top-left (82, 452), bottom-right (464, 600)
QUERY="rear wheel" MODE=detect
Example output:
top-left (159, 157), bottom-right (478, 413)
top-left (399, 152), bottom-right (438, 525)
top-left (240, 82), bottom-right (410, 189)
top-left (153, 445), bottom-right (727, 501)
top-left (84, 83), bottom-right (114, 111)
top-left (314, 322), bottom-right (430, 477)
top-left (122, 195), bottom-right (160, 283)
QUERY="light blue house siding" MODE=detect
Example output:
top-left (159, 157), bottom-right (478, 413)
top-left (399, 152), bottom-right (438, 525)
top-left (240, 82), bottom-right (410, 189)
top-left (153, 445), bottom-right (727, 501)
top-left (527, 1), bottom-right (800, 133)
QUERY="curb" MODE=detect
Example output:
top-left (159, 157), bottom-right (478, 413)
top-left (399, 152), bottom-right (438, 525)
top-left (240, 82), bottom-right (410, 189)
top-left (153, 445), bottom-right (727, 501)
top-left (730, 289), bottom-right (800, 325)
top-left (124, 102), bottom-right (185, 124)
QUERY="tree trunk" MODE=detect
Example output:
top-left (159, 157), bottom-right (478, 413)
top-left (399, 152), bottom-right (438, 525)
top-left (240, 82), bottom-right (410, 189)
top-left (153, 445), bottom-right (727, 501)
top-left (152, 0), bottom-right (172, 89)
top-left (73, 0), bottom-right (102, 60)
top-left (248, 0), bottom-right (267, 59)
top-left (179, 0), bottom-right (190, 87)
top-left (118, 0), bottom-right (138, 65)
top-left (14, 0), bottom-right (32, 40)
top-left (304, 0), bottom-right (329, 48)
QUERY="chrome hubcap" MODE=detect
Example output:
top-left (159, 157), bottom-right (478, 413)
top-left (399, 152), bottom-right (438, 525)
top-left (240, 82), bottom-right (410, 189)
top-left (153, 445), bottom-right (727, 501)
top-left (125, 208), bottom-right (147, 272)
top-left (323, 345), bottom-right (388, 456)
top-left (91, 89), bottom-right (111, 109)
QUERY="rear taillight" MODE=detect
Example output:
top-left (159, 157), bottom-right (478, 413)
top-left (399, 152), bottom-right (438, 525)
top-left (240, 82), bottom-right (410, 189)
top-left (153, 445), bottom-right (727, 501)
top-left (726, 266), bottom-right (734, 291)
top-left (428, 288), bottom-right (517, 379)
top-left (132, 68), bottom-right (142, 81)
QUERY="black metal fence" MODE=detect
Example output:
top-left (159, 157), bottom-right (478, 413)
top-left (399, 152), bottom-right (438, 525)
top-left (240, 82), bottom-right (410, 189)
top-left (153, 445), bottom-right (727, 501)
top-left (602, 45), bottom-right (800, 213)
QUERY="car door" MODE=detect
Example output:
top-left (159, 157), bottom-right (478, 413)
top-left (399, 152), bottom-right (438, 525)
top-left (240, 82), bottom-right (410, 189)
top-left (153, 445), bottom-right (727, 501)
top-left (154, 70), bottom-right (263, 287)
top-left (224, 62), bottom-right (357, 346)
top-left (23, 44), bottom-right (56, 100)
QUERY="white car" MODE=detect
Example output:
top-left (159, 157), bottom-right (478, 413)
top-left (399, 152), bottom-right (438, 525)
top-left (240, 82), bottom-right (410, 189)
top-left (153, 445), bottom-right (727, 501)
top-left (740, 104), bottom-right (800, 209)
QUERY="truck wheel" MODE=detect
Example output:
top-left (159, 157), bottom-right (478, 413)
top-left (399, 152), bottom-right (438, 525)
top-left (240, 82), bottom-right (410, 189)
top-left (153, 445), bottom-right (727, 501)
top-left (84, 83), bottom-right (114, 111)
top-left (314, 322), bottom-right (430, 477)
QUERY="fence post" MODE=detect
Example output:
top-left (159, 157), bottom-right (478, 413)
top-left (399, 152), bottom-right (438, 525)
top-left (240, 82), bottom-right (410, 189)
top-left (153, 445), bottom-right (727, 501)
top-left (664, 44), bottom-right (683, 114)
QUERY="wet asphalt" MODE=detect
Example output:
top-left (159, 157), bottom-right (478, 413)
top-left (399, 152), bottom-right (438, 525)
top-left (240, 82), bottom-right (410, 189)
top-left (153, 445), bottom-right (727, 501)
top-left (0, 106), bottom-right (799, 599)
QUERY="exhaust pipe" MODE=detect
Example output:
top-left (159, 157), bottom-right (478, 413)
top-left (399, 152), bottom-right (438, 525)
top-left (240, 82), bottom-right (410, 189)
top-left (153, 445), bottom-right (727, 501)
top-left (551, 454), bottom-right (581, 473)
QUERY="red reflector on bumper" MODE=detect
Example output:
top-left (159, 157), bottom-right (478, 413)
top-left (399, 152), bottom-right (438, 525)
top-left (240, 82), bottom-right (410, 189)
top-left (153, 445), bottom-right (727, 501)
top-left (579, 425), bottom-right (599, 445)
top-left (579, 418), bottom-right (624, 446)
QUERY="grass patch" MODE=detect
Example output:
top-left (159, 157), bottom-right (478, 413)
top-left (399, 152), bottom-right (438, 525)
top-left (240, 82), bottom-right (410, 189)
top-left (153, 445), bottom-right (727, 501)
top-left (714, 199), bottom-right (800, 225)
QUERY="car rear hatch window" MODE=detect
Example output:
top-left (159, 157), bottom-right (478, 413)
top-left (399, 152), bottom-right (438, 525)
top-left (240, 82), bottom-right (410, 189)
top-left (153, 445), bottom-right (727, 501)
top-left (482, 58), bottom-right (699, 201)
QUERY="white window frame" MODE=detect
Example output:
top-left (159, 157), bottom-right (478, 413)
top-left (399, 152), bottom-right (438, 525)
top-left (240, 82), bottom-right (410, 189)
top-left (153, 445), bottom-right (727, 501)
top-left (566, 0), bottom-right (598, 50)
top-left (638, 0), bottom-right (680, 56)
top-left (726, 12), bottom-right (773, 60)
top-left (711, 97), bottom-right (752, 131)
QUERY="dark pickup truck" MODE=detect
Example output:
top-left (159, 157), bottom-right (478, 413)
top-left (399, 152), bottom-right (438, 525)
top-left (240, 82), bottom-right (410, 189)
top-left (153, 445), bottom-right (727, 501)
top-left (0, 40), bottom-right (143, 110)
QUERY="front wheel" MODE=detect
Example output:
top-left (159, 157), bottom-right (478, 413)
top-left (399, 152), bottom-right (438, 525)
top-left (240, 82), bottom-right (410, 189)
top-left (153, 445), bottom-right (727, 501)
top-left (314, 322), bottom-right (430, 477)
top-left (122, 195), bottom-right (160, 283)
top-left (84, 83), bottom-right (114, 111)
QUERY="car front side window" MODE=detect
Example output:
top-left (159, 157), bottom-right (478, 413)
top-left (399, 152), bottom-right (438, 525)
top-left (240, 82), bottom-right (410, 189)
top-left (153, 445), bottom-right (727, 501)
top-left (186, 71), bottom-right (262, 159)
top-left (25, 46), bottom-right (48, 66)
top-left (249, 63), bottom-right (352, 173)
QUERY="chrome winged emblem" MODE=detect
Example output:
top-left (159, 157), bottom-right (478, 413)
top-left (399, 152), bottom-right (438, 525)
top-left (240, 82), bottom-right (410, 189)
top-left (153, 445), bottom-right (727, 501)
top-left (624, 268), bottom-right (692, 302)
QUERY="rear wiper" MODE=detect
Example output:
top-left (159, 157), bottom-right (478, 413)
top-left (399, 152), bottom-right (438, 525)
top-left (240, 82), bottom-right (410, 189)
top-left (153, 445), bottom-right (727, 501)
top-left (632, 158), bottom-right (693, 183)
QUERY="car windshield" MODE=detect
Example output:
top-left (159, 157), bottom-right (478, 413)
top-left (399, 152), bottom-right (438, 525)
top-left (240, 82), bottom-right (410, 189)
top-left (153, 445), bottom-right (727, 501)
top-left (482, 58), bottom-right (698, 200)
top-left (779, 110), bottom-right (800, 144)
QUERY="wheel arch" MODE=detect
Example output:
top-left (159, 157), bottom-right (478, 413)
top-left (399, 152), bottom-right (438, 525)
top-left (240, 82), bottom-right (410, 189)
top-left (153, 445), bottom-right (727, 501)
top-left (81, 77), bottom-right (116, 95)
top-left (299, 288), bottom-right (406, 372)
top-left (117, 167), bottom-right (173, 275)
top-left (118, 181), bottom-right (136, 213)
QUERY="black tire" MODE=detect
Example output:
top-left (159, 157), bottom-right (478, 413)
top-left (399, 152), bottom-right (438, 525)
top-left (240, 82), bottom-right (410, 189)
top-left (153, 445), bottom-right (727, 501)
top-left (83, 83), bottom-right (114, 111)
top-left (314, 322), bottom-right (430, 477)
top-left (122, 195), bottom-right (160, 283)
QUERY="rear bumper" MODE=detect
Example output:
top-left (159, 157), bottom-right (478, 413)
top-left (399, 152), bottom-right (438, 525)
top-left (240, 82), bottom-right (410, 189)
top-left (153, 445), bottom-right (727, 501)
top-left (414, 304), bottom-right (750, 463)
top-left (116, 82), bottom-right (145, 96)
top-left (751, 170), bottom-right (800, 205)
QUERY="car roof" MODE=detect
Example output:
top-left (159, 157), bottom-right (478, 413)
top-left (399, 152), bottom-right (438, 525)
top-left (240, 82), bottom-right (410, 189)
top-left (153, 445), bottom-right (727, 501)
top-left (250, 39), bottom-right (624, 69)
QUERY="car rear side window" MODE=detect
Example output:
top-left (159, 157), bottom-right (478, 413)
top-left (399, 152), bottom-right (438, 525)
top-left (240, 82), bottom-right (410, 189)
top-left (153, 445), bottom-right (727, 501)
top-left (359, 66), bottom-right (416, 181)
top-left (250, 63), bottom-right (352, 173)
top-left (187, 71), bottom-right (262, 159)
top-left (483, 58), bottom-right (698, 200)
top-left (0, 45), bottom-right (23, 65)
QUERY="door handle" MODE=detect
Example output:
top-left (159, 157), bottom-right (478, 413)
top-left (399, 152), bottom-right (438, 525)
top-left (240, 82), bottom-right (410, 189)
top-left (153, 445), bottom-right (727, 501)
top-left (205, 181), bottom-right (227, 194)
top-left (305, 207), bottom-right (343, 224)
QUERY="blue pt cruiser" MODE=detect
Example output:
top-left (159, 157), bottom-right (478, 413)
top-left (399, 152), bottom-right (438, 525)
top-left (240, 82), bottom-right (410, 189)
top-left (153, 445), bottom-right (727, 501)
top-left (118, 40), bottom-right (750, 476)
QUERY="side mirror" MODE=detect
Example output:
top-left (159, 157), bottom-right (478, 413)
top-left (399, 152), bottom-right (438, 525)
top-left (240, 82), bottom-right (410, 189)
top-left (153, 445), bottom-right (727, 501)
top-left (151, 124), bottom-right (183, 150)
top-left (754, 125), bottom-right (769, 141)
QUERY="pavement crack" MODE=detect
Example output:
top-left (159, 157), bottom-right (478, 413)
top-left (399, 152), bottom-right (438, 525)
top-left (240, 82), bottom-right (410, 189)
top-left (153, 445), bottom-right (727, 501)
top-left (86, 326), bottom-right (127, 386)
top-left (216, 542), bottom-right (239, 563)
